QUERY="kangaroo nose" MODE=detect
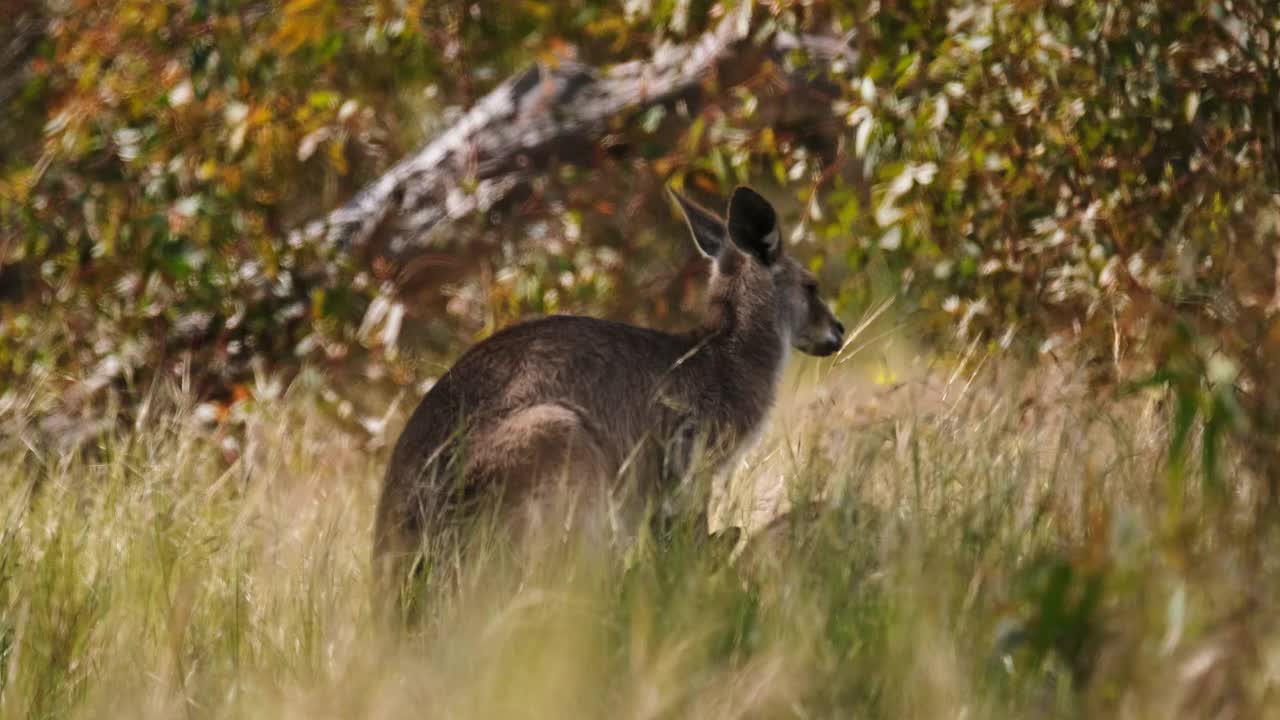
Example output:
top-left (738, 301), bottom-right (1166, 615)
top-left (834, 320), bottom-right (846, 337)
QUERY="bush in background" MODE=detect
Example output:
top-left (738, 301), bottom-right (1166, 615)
top-left (2, 0), bottom-right (1277, 486)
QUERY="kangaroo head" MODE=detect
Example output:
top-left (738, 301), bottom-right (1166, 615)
top-left (671, 186), bottom-right (845, 357)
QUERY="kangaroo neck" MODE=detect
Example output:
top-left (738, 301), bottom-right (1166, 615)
top-left (700, 297), bottom-right (787, 376)
top-left (689, 272), bottom-right (789, 437)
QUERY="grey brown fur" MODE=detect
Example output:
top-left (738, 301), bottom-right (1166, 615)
top-left (372, 186), bottom-right (844, 600)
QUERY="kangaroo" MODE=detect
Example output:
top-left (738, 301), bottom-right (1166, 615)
top-left (372, 186), bottom-right (845, 603)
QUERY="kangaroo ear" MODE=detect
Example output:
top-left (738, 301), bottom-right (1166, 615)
top-left (726, 186), bottom-right (781, 265)
top-left (669, 187), bottom-right (726, 259)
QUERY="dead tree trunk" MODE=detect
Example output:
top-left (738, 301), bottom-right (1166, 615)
top-left (303, 10), bottom-right (855, 272)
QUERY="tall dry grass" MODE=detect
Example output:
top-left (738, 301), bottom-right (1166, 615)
top-left (1, 352), bottom-right (1278, 719)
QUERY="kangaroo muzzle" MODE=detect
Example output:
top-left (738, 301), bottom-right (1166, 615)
top-left (812, 319), bottom-right (844, 357)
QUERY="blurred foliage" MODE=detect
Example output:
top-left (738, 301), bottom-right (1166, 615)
top-left (0, 0), bottom-right (743, 416)
top-left (807, 0), bottom-right (1280, 486)
top-left (0, 0), bottom-right (676, 405)
top-left (2, 0), bottom-right (1279, 480)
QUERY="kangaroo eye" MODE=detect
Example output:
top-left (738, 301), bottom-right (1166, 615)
top-left (803, 281), bottom-right (818, 293)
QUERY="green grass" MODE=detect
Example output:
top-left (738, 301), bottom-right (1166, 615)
top-left (1, 358), bottom-right (1277, 719)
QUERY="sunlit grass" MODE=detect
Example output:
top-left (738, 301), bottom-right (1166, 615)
top-left (1, 358), bottom-right (1278, 719)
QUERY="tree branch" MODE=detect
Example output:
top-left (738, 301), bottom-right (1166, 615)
top-left (308, 13), bottom-right (856, 268)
